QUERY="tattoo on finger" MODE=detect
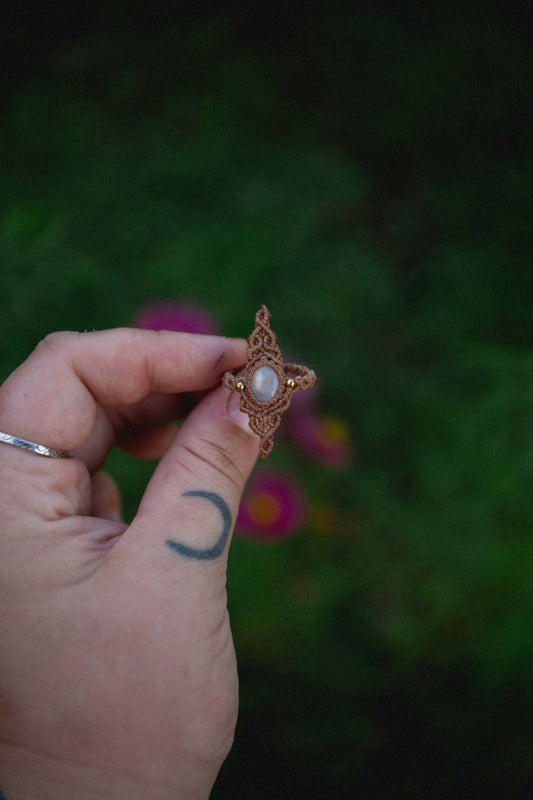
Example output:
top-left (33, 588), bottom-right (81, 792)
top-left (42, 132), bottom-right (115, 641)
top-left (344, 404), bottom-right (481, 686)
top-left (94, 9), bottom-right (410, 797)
top-left (166, 490), bottom-right (232, 560)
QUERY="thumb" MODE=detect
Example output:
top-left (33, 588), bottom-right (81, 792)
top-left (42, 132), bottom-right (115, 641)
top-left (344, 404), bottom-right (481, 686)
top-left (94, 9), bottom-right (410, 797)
top-left (125, 385), bottom-right (258, 569)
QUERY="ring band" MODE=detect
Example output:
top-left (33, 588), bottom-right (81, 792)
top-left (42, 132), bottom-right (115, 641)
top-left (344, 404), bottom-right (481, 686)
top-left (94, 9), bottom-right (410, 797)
top-left (0, 431), bottom-right (69, 459)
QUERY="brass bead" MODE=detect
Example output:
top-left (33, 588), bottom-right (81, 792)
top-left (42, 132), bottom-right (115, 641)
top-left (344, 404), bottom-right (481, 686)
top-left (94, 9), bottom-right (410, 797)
top-left (286, 377), bottom-right (296, 389)
top-left (236, 381), bottom-right (245, 392)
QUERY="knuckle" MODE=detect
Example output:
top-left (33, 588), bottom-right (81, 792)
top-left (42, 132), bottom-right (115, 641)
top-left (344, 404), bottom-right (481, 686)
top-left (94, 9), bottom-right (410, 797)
top-left (36, 330), bottom-right (78, 357)
top-left (186, 436), bottom-right (248, 494)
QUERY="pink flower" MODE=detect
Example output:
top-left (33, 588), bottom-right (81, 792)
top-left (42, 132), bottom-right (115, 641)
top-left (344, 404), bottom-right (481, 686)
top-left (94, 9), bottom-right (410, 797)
top-left (291, 414), bottom-right (352, 468)
top-left (132, 301), bottom-right (219, 335)
top-left (236, 470), bottom-right (306, 540)
top-left (279, 380), bottom-right (320, 438)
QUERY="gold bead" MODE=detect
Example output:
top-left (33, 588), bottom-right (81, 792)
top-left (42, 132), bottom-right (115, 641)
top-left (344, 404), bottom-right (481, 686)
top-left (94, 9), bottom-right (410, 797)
top-left (236, 381), bottom-right (245, 391)
top-left (286, 377), bottom-right (296, 389)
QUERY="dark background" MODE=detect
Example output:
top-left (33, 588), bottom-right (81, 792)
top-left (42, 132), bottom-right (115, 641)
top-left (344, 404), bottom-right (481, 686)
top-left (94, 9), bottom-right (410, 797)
top-left (1, 2), bottom-right (532, 797)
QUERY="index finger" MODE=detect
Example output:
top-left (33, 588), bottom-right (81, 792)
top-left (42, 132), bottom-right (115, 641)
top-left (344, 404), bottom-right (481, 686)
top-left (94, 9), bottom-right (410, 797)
top-left (0, 328), bottom-right (247, 453)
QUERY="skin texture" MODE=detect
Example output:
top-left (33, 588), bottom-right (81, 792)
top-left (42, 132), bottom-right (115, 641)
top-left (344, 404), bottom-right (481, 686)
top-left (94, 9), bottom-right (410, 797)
top-left (0, 328), bottom-right (259, 800)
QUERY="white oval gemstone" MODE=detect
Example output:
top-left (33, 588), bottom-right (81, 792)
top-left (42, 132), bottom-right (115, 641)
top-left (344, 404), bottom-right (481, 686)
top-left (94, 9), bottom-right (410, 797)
top-left (251, 366), bottom-right (279, 402)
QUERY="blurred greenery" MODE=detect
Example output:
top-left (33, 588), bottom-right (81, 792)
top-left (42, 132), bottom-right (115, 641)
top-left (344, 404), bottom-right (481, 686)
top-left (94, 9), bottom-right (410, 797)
top-left (1, 2), bottom-right (532, 797)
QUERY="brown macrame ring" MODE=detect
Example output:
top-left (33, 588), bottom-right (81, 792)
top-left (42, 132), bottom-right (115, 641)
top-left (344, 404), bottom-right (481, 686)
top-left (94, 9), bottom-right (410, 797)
top-left (222, 305), bottom-right (316, 458)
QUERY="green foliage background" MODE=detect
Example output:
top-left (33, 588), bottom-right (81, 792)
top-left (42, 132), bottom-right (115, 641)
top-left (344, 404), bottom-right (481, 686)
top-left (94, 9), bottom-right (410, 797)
top-left (1, 3), bottom-right (532, 797)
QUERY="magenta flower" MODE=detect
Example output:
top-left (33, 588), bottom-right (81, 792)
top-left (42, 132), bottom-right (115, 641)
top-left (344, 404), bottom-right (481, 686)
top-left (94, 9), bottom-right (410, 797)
top-left (291, 414), bottom-right (352, 468)
top-left (286, 378), bottom-right (320, 416)
top-left (236, 470), bottom-right (306, 540)
top-left (279, 379), bottom-right (320, 438)
top-left (133, 301), bottom-right (219, 335)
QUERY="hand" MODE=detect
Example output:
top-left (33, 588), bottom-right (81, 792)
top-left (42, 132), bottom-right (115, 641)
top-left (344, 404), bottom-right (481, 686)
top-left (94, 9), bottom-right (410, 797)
top-left (0, 329), bottom-right (258, 800)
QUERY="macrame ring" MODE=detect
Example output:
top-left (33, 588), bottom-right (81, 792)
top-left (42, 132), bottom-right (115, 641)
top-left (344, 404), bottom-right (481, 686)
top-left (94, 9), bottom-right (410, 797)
top-left (222, 305), bottom-right (316, 458)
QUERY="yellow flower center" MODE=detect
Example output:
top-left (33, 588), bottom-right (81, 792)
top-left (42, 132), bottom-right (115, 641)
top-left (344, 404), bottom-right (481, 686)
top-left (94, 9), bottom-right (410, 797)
top-left (249, 493), bottom-right (282, 526)
top-left (321, 416), bottom-right (349, 444)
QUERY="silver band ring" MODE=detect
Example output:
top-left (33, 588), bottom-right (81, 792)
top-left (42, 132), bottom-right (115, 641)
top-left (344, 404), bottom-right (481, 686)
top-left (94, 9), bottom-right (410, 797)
top-left (0, 431), bottom-right (69, 459)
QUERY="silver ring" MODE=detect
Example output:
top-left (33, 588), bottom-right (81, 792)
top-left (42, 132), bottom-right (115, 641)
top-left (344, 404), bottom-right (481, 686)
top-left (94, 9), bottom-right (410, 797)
top-left (0, 431), bottom-right (69, 459)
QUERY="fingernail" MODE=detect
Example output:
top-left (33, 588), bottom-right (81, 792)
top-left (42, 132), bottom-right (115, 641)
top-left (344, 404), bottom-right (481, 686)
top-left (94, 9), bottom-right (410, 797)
top-left (107, 508), bottom-right (124, 523)
top-left (227, 388), bottom-right (252, 433)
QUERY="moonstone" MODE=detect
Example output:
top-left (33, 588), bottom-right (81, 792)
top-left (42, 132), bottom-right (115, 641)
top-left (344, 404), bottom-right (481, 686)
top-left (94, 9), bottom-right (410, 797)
top-left (251, 366), bottom-right (279, 402)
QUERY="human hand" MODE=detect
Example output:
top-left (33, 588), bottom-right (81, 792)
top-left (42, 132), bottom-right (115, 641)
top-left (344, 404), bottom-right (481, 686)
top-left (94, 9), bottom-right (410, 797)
top-left (0, 329), bottom-right (258, 800)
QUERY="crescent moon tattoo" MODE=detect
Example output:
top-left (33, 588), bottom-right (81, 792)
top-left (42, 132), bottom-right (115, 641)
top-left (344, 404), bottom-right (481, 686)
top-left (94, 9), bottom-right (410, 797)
top-left (166, 490), bottom-right (232, 560)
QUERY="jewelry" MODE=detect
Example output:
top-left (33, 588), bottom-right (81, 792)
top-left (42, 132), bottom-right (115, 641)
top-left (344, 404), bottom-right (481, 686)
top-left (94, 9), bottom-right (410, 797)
top-left (0, 431), bottom-right (69, 459)
top-left (223, 305), bottom-right (316, 458)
